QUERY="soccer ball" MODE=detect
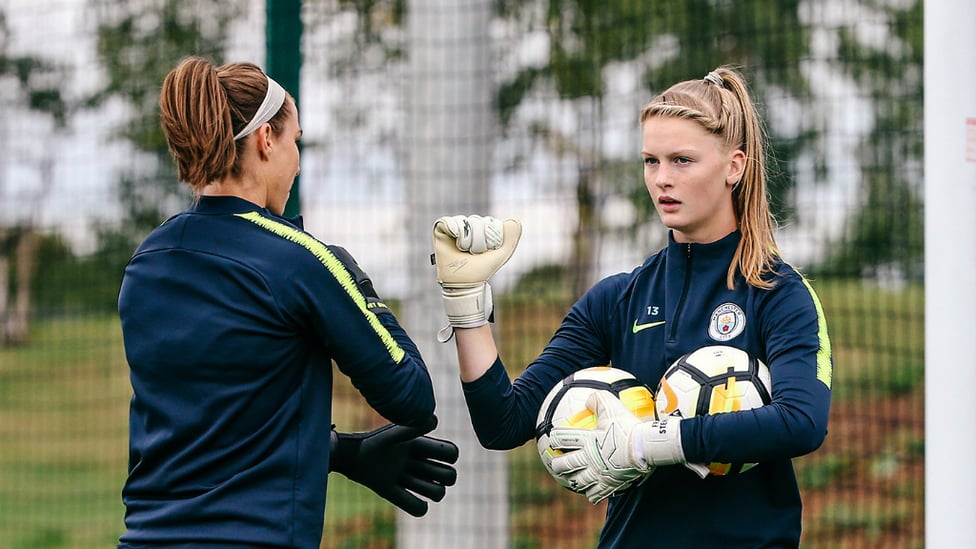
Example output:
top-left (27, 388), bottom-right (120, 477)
top-left (655, 345), bottom-right (772, 475)
top-left (535, 366), bottom-right (656, 491)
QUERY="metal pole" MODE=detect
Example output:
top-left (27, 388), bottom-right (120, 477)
top-left (402, 1), bottom-right (507, 548)
top-left (925, 0), bottom-right (976, 546)
top-left (265, 0), bottom-right (303, 218)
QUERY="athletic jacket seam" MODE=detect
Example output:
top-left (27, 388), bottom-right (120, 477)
top-left (235, 211), bottom-right (405, 364)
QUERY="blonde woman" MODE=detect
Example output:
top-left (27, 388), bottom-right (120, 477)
top-left (433, 66), bottom-right (832, 548)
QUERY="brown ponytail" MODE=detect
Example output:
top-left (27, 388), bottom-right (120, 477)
top-left (159, 56), bottom-right (292, 193)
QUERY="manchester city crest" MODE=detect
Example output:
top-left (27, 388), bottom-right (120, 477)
top-left (708, 302), bottom-right (746, 341)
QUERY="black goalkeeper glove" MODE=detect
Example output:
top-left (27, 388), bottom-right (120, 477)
top-left (329, 416), bottom-right (459, 517)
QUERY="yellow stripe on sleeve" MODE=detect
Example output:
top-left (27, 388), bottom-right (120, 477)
top-left (236, 211), bottom-right (405, 363)
top-left (799, 276), bottom-right (833, 389)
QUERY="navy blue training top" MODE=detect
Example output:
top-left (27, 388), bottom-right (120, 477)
top-left (463, 231), bottom-right (832, 548)
top-left (117, 196), bottom-right (435, 549)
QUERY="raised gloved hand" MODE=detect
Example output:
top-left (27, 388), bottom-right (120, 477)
top-left (329, 417), bottom-right (459, 517)
top-left (547, 391), bottom-right (689, 504)
top-left (431, 215), bottom-right (521, 342)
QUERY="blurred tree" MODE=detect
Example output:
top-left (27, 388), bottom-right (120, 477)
top-left (302, 1), bottom-right (821, 296)
top-left (494, 0), bottom-right (815, 295)
top-left (0, 9), bottom-right (69, 344)
top-left (821, 0), bottom-right (923, 280)
top-left (86, 0), bottom-right (247, 262)
top-left (301, 0), bottom-right (408, 196)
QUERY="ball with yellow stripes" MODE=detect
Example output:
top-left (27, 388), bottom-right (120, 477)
top-left (655, 345), bottom-right (772, 476)
top-left (535, 366), bottom-right (656, 493)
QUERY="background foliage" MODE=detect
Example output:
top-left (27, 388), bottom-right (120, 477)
top-left (0, 1), bottom-right (923, 547)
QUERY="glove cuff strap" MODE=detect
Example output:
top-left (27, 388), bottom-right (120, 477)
top-left (633, 416), bottom-right (685, 468)
top-left (437, 283), bottom-right (493, 342)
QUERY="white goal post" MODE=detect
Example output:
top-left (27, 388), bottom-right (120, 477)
top-left (402, 2), bottom-right (507, 549)
top-left (925, 0), bottom-right (976, 546)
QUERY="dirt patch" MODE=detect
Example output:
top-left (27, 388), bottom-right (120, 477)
top-left (801, 389), bottom-right (924, 548)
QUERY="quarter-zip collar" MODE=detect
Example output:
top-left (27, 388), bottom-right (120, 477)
top-left (665, 230), bottom-right (740, 343)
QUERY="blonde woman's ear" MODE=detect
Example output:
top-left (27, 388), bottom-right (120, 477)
top-left (727, 149), bottom-right (746, 187)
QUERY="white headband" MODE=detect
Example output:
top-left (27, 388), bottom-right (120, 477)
top-left (233, 74), bottom-right (287, 140)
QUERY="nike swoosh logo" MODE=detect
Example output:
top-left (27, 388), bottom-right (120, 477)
top-left (632, 319), bottom-right (666, 333)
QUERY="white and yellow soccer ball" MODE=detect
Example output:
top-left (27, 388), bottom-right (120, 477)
top-left (535, 366), bottom-right (656, 492)
top-left (655, 345), bottom-right (772, 476)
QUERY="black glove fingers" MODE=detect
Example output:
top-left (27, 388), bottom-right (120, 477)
top-left (383, 486), bottom-right (429, 518)
top-left (406, 458), bottom-right (458, 487)
top-left (410, 436), bottom-right (460, 464)
top-left (399, 475), bottom-right (448, 503)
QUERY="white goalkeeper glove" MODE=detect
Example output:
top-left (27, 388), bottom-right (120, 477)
top-left (431, 215), bottom-right (521, 342)
top-left (547, 391), bottom-right (692, 504)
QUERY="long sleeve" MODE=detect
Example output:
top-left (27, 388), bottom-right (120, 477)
top-left (680, 267), bottom-right (832, 465)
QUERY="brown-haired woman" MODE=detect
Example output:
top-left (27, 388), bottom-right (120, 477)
top-left (118, 56), bottom-right (457, 548)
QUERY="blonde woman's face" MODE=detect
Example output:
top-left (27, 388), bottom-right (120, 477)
top-left (641, 115), bottom-right (744, 244)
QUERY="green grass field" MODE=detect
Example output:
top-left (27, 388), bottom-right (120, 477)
top-left (0, 278), bottom-right (924, 548)
top-left (0, 316), bottom-right (129, 548)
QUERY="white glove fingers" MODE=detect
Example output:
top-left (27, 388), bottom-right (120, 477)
top-left (547, 428), bottom-right (588, 452)
top-left (464, 216), bottom-right (486, 253)
top-left (484, 217), bottom-right (504, 249)
top-left (562, 469), bottom-right (599, 494)
top-left (434, 215), bottom-right (505, 254)
top-left (545, 424), bottom-right (652, 503)
top-left (435, 216), bottom-right (465, 239)
top-left (548, 447), bottom-right (589, 476)
top-left (586, 485), bottom-right (614, 505)
top-left (586, 390), bottom-right (634, 429)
